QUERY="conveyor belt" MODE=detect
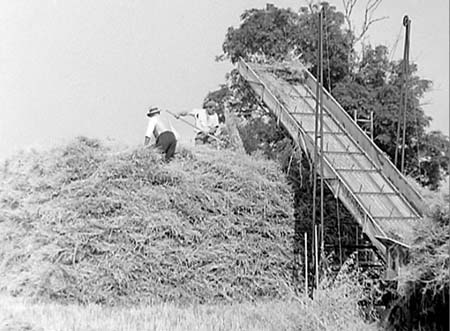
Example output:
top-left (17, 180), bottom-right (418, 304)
top-left (238, 59), bottom-right (426, 260)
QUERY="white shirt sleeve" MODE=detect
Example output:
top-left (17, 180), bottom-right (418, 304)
top-left (187, 109), bottom-right (199, 118)
top-left (189, 108), bottom-right (206, 132)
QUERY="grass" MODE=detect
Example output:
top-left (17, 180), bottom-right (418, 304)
top-left (0, 277), bottom-right (381, 331)
top-left (1, 295), bottom-right (301, 331)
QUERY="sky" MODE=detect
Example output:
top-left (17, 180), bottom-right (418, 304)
top-left (0, 0), bottom-right (448, 158)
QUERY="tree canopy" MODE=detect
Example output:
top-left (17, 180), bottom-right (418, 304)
top-left (333, 44), bottom-right (449, 188)
top-left (220, 3), bottom-right (352, 89)
top-left (210, 2), bottom-right (449, 189)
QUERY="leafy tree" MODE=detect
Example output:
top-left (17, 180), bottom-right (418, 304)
top-left (295, 3), bottom-right (353, 90)
top-left (333, 45), bottom-right (449, 188)
top-left (220, 2), bottom-right (353, 90)
top-left (417, 131), bottom-right (450, 190)
top-left (219, 4), bottom-right (299, 64)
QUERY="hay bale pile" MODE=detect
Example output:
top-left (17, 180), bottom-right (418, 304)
top-left (0, 137), bottom-right (295, 305)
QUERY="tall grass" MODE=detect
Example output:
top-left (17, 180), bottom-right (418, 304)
top-left (0, 277), bottom-right (380, 331)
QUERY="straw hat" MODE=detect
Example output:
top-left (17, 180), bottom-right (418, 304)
top-left (147, 106), bottom-right (161, 117)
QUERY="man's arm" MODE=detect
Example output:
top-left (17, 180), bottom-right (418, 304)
top-left (208, 126), bottom-right (218, 135)
top-left (175, 110), bottom-right (195, 119)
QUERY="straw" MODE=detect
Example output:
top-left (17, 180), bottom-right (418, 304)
top-left (0, 137), bottom-right (296, 305)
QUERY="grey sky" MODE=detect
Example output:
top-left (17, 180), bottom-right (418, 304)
top-left (0, 0), bottom-right (448, 158)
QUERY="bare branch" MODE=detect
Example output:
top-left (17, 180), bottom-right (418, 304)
top-left (342, 0), bottom-right (358, 32)
top-left (357, 16), bottom-right (388, 42)
top-left (367, 0), bottom-right (382, 12)
top-left (301, 0), bottom-right (317, 12)
top-left (342, 0), bottom-right (388, 45)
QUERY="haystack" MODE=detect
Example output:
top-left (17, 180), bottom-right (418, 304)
top-left (0, 137), bottom-right (295, 305)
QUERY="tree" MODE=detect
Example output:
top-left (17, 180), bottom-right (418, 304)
top-left (333, 44), bottom-right (449, 188)
top-left (220, 2), bottom-right (353, 90)
top-left (417, 131), bottom-right (450, 190)
top-left (295, 2), bottom-right (353, 90)
top-left (341, 0), bottom-right (387, 49)
top-left (219, 4), bottom-right (299, 64)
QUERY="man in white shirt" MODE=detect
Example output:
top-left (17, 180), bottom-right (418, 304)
top-left (176, 100), bottom-right (220, 145)
top-left (144, 107), bottom-right (177, 161)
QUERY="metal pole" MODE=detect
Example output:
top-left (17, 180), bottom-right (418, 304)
top-left (312, 9), bottom-right (321, 290)
top-left (304, 232), bottom-right (308, 296)
top-left (400, 16), bottom-right (411, 173)
top-left (314, 225), bottom-right (319, 288)
top-left (319, 9), bottom-right (325, 266)
top-left (337, 199), bottom-right (343, 267)
top-left (355, 226), bottom-right (359, 267)
top-left (370, 111), bottom-right (374, 140)
top-left (395, 15), bottom-right (411, 171)
top-left (394, 95), bottom-right (402, 167)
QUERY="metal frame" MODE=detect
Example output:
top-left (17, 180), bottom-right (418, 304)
top-left (237, 59), bottom-right (428, 266)
top-left (295, 63), bottom-right (426, 215)
top-left (238, 59), bottom-right (390, 258)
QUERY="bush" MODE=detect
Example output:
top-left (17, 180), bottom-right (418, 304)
top-left (382, 183), bottom-right (449, 331)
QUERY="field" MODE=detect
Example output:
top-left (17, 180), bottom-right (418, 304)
top-left (2, 295), bottom-right (304, 331)
top-left (0, 280), bottom-right (379, 331)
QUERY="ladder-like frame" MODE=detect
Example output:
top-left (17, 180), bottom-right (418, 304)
top-left (237, 59), bottom-right (426, 264)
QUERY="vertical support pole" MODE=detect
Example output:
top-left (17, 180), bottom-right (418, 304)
top-left (304, 232), bottom-right (308, 296)
top-left (400, 16), bottom-right (411, 173)
top-left (395, 15), bottom-right (411, 171)
top-left (336, 199), bottom-right (343, 267)
top-left (312, 8), bottom-right (321, 292)
top-left (314, 225), bottom-right (319, 288)
top-left (312, 7), bottom-right (325, 294)
top-left (319, 8), bottom-right (325, 267)
top-left (355, 226), bottom-right (359, 267)
top-left (370, 111), bottom-right (374, 140)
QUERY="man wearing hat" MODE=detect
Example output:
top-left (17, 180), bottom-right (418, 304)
top-left (175, 100), bottom-right (220, 145)
top-left (145, 106), bottom-right (177, 161)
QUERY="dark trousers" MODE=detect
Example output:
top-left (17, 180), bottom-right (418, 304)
top-left (155, 131), bottom-right (177, 161)
top-left (195, 131), bottom-right (217, 145)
